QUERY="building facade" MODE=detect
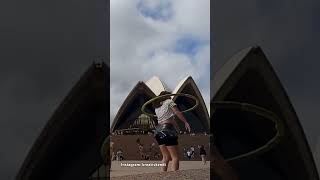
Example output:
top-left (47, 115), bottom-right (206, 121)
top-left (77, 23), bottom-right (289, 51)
top-left (211, 46), bottom-right (319, 180)
top-left (111, 76), bottom-right (210, 134)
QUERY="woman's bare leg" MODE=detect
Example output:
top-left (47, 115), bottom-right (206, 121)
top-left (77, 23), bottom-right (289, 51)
top-left (166, 145), bottom-right (179, 171)
top-left (201, 155), bottom-right (206, 165)
top-left (159, 145), bottom-right (171, 171)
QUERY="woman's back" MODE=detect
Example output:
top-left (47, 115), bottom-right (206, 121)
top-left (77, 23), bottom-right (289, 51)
top-left (154, 99), bottom-right (176, 122)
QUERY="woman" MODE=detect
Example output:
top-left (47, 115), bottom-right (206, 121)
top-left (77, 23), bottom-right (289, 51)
top-left (152, 91), bottom-right (191, 171)
top-left (190, 146), bottom-right (195, 159)
top-left (199, 145), bottom-right (207, 165)
top-left (183, 147), bottom-right (187, 158)
top-left (186, 150), bottom-right (192, 160)
top-left (116, 149), bottom-right (121, 161)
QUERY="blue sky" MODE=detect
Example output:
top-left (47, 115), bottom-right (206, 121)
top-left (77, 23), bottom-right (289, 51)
top-left (174, 36), bottom-right (209, 57)
top-left (137, 0), bottom-right (173, 21)
top-left (110, 0), bottom-right (210, 122)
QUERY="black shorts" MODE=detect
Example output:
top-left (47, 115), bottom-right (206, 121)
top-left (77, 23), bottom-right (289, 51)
top-left (154, 123), bottom-right (178, 146)
top-left (200, 149), bottom-right (206, 155)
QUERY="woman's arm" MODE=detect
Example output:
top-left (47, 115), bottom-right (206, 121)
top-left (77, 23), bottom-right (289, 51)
top-left (171, 106), bottom-right (191, 132)
top-left (171, 106), bottom-right (187, 123)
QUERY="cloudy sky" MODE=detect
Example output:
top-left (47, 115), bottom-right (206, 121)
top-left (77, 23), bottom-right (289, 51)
top-left (110, 0), bottom-right (210, 123)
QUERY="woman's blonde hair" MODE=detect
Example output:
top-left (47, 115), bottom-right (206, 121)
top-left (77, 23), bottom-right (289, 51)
top-left (152, 91), bottom-right (171, 108)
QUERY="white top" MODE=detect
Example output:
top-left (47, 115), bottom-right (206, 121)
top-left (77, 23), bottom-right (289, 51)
top-left (187, 151), bottom-right (191, 156)
top-left (155, 99), bottom-right (177, 123)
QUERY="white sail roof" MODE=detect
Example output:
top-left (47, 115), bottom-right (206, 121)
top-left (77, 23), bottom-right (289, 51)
top-left (145, 76), bottom-right (169, 95)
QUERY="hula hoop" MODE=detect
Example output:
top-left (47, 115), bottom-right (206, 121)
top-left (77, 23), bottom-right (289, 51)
top-left (100, 101), bottom-right (284, 163)
top-left (212, 101), bottom-right (285, 162)
top-left (141, 93), bottom-right (199, 117)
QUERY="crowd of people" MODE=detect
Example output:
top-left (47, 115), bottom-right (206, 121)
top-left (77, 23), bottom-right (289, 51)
top-left (136, 138), bottom-right (161, 160)
top-left (110, 148), bottom-right (125, 161)
top-left (135, 138), bottom-right (207, 165)
top-left (178, 131), bottom-right (209, 136)
top-left (111, 131), bottom-right (210, 136)
top-left (110, 141), bottom-right (125, 161)
top-left (183, 145), bottom-right (207, 164)
top-left (110, 139), bottom-right (207, 165)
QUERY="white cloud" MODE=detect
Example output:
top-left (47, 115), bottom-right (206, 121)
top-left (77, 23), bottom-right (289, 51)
top-left (110, 0), bottom-right (210, 123)
top-left (171, 0), bottom-right (210, 40)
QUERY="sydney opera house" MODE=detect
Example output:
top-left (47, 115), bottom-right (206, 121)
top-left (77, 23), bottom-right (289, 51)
top-left (15, 46), bottom-right (320, 180)
top-left (110, 75), bottom-right (210, 134)
top-left (108, 75), bottom-right (210, 163)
